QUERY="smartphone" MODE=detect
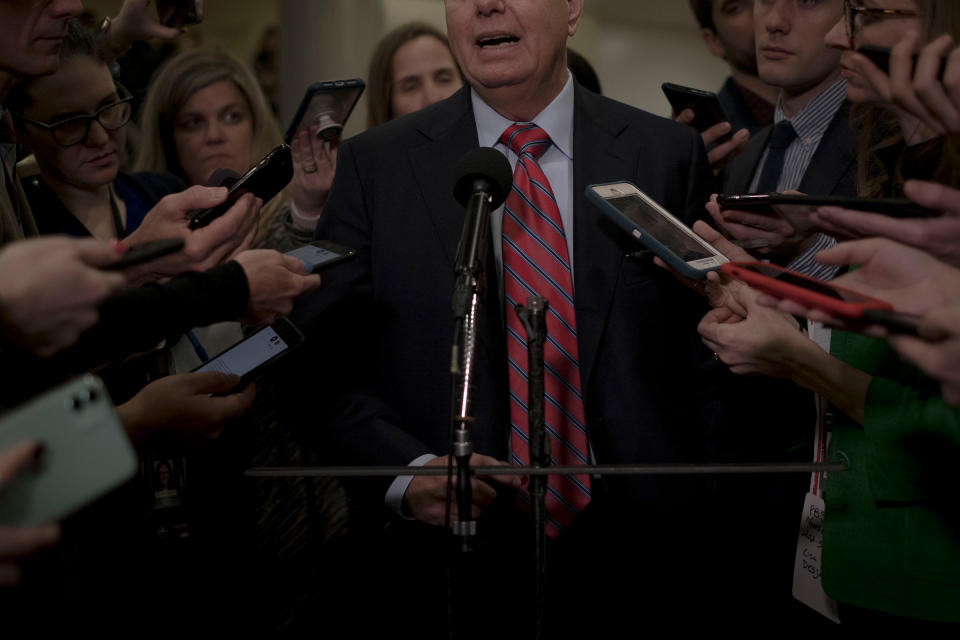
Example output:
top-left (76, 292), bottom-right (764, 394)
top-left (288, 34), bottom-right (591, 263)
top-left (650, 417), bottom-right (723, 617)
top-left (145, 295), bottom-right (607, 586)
top-left (717, 193), bottom-right (938, 233)
top-left (188, 144), bottom-right (293, 230)
top-left (721, 261), bottom-right (920, 334)
top-left (0, 375), bottom-right (138, 526)
top-left (284, 79), bottom-right (366, 144)
top-left (587, 181), bottom-right (729, 279)
top-left (156, 0), bottom-right (202, 28)
top-left (104, 238), bottom-right (184, 271)
top-left (661, 82), bottom-right (732, 142)
top-left (285, 240), bottom-right (356, 273)
top-left (192, 317), bottom-right (304, 382)
top-left (857, 44), bottom-right (945, 80)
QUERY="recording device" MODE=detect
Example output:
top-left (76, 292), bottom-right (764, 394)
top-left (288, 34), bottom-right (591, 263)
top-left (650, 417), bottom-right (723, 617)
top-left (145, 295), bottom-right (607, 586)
top-left (721, 261), bottom-right (921, 335)
top-left (717, 193), bottom-right (938, 233)
top-left (192, 317), bottom-right (304, 382)
top-left (0, 375), bottom-right (138, 526)
top-left (451, 147), bottom-right (513, 318)
top-left (587, 181), bottom-right (729, 279)
top-left (857, 44), bottom-right (946, 80)
top-left (104, 238), bottom-right (185, 271)
top-left (661, 82), bottom-right (732, 142)
top-left (285, 240), bottom-right (356, 273)
top-left (156, 0), bottom-right (203, 28)
top-left (285, 79), bottom-right (365, 144)
top-left (188, 144), bottom-right (293, 230)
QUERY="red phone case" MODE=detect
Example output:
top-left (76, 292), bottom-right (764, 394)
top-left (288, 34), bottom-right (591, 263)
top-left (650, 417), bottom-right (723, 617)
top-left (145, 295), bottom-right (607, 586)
top-left (720, 261), bottom-right (893, 318)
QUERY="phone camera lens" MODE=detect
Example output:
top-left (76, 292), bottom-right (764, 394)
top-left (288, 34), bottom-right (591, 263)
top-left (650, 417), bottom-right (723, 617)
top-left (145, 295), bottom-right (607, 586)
top-left (71, 396), bottom-right (83, 411)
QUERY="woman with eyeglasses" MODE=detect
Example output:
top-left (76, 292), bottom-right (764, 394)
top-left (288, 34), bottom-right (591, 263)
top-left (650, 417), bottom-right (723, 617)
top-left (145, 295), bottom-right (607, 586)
top-left (690, 0), bottom-right (960, 626)
top-left (8, 22), bottom-right (184, 240)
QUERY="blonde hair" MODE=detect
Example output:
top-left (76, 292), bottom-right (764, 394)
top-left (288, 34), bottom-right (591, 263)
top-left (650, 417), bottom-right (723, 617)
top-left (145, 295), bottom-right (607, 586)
top-left (135, 49), bottom-right (284, 239)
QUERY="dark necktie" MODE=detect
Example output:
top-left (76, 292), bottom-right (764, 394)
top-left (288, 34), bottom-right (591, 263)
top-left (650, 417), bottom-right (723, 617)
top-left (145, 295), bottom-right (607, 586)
top-left (500, 123), bottom-right (591, 537)
top-left (755, 120), bottom-right (798, 193)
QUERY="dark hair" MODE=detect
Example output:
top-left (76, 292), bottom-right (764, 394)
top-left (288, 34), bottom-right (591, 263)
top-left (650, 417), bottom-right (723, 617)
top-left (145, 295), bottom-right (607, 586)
top-left (366, 22), bottom-right (461, 129)
top-left (6, 19), bottom-right (110, 113)
top-left (567, 49), bottom-right (601, 95)
top-left (688, 0), bottom-right (715, 32)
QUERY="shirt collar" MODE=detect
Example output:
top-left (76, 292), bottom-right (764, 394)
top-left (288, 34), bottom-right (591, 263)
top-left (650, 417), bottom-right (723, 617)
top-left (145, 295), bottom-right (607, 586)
top-left (774, 79), bottom-right (847, 145)
top-left (471, 71), bottom-right (575, 160)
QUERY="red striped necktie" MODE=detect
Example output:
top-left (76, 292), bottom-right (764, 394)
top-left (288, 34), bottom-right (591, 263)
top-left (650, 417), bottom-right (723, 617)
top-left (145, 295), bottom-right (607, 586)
top-left (500, 123), bottom-right (591, 537)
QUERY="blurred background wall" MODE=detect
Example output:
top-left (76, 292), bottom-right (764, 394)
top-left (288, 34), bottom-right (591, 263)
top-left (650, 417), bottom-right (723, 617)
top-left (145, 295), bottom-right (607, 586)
top-left (82, 0), bottom-right (730, 138)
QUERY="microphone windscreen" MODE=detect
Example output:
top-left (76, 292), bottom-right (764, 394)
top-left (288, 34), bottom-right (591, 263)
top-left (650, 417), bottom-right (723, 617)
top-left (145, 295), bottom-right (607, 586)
top-left (454, 147), bottom-right (513, 210)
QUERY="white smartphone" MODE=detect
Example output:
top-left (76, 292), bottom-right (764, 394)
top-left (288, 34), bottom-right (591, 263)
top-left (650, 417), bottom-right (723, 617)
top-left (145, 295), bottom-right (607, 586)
top-left (0, 375), bottom-right (138, 526)
top-left (586, 181), bottom-right (728, 279)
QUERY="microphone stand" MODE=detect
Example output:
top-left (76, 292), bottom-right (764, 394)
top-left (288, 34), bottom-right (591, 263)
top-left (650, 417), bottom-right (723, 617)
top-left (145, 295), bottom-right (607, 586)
top-left (450, 185), bottom-right (494, 553)
top-left (514, 296), bottom-right (548, 640)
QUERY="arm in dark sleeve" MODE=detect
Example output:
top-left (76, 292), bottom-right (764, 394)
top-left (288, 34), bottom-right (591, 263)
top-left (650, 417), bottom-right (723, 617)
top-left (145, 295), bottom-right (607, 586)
top-left (282, 138), bottom-right (436, 507)
top-left (52, 261), bottom-right (249, 369)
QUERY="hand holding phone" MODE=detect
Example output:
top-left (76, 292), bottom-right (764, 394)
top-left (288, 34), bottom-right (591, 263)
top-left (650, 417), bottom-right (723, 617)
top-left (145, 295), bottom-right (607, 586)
top-left (118, 371), bottom-right (256, 444)
top-left (188, 144), bottom-right (293, 230)
top-left (853, 33), bottom-right (956, 142)
top-left (0, 442), bottom-right (61, 587)
top-left (121, 185), bottom-right (261, 285)
top-left (233, 249), bottom-right (323, 326)
top-left (0, 237), bottom-right (126, 356)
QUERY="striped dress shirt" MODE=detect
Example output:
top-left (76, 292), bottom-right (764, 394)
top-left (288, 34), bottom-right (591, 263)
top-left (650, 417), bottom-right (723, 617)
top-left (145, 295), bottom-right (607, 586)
top-left (749, 80), bottom-right (847, 280)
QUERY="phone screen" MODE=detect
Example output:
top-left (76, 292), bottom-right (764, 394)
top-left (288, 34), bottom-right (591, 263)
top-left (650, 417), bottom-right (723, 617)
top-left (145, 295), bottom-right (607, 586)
top-left (291, 85), bottom-right (364, 142)
top-left (195, 326), bottom-right (289, 378)
top-left (286, 244), bottom-right (343, 267)
top-left (607, 195), bottom-right (716, 262)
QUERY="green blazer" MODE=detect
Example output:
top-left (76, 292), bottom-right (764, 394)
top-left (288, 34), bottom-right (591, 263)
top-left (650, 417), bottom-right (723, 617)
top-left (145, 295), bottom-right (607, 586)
top-left (823, 330), bottom-right (960, 622)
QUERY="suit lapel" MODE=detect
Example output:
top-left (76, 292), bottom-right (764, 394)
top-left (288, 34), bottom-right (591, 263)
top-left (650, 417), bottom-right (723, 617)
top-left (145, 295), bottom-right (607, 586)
top-left (407, 87), bottom-right (480, 269)
top-left (798, 103), bottom-right (855, 195)
top-left (723, 125), bottom-right (772, 193)
top-left (572, 87), bottom-right (633, 393)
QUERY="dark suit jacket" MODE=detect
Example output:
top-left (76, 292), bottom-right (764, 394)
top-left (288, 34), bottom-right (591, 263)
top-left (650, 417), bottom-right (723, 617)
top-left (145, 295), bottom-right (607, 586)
top-left (723, 102), bottom-right (857, 196)
top-left (292, 85), bottom-right (729, 509)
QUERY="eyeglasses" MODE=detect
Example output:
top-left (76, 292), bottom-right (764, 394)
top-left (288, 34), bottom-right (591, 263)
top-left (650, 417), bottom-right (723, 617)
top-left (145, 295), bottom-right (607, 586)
top-left (844, 0), bottom-right (920, 45)
top-left (13, 87), bottom-right (134, 147)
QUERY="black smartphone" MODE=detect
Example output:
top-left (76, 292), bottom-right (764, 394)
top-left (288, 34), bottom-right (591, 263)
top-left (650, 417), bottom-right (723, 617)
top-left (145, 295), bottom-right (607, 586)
top-left (661, 82), bottom-right (732, 142)
top-left (285, 240), bottom-right (356, 273)
top-left (156, 0), bottom-right (202, 28)
top-left (857, 44), bottom-right (946, 79)
top-left (188, 144), bottom-right (293, 230)
top-left (717, 193), bottom-right (938, 219)
top-left (191, 317), bottom-right (304, 382)
top-left (284, 79), bottom-right (366, 144)
top-left (104, 238), bottom-right (184, 271)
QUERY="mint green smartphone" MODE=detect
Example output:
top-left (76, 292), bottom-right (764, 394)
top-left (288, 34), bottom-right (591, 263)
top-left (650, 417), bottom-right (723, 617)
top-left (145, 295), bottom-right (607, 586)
top-left (0, 375), bottom-right (138, 526)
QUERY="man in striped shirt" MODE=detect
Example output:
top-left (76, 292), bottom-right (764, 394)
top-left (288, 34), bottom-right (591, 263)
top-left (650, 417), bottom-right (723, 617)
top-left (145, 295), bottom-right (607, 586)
top-left (715, 0), bottom-right (853, 280)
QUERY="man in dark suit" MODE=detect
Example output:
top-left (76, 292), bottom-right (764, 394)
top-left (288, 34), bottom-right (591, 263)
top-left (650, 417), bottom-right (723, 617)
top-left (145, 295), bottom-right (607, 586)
top-left (290, 0), bottom-right (733, 634)
top-left (715, 0), bottom-right (854, 278)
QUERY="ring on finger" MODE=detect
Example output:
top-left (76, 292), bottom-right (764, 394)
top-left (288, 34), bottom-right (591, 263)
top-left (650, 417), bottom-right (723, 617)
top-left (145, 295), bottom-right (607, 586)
top-left (303, 165), bottom-right (318, 174)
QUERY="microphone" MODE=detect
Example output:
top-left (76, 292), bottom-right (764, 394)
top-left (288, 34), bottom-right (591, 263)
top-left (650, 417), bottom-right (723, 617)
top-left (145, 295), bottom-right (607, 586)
top-left (451, 147), bottom-right (512, 318)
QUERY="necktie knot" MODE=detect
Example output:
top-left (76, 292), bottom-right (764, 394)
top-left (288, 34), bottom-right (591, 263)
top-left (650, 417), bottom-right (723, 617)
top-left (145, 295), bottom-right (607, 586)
top-left (500, 123), bottom-right (551, 160)
top-left (769, 120), bottom-right (798, 150)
